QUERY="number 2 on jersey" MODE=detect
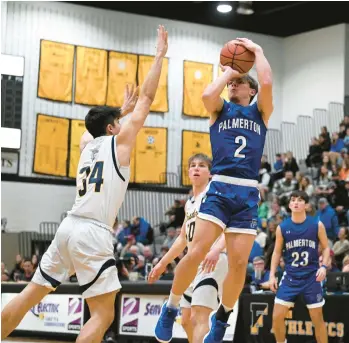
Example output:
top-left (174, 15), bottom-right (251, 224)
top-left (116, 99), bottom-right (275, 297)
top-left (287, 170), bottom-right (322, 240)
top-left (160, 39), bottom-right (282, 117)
top-left (78, 161), bottom-right (104, 196)
top-left (234, 135), bottom-right (247, 158)
top-left (291, 251), bottom-right (309, 267)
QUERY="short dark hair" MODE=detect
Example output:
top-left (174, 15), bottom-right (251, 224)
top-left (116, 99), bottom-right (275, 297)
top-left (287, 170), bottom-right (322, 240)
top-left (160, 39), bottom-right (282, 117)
top-left (243, 75), bottom-right (259, 103)
top-left (85, 106), bottom-right (121, 138)
top-left (289, 190), bottom-right (309, 204)
top-left (188, 154), bottom-right (212, 170)
top-left (23, 257), bottom-right (33, 264)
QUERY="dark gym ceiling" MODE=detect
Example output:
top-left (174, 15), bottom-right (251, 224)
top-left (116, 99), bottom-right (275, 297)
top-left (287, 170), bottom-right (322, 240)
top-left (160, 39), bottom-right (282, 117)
top-left (68, 1), bottom-right (349, 37)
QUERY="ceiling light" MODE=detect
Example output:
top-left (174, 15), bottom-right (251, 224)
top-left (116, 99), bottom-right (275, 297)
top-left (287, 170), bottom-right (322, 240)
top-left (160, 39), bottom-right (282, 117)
top-left (236, 1), bottom-right (254, 15)
top-left (217, 4), bottom-right (232, 13)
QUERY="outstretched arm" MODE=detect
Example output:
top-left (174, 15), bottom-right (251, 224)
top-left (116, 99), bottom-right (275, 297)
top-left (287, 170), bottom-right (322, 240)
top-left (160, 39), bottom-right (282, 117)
top-left (236, 38), bottom-right (273, 124)
top-left (117, 25), bottom-right (168, 166)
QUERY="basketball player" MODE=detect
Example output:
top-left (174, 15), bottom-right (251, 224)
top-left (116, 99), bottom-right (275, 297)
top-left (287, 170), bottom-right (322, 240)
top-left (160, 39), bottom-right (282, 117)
top-left (1, 25), bottom-right (168, 342)
top-left (155, 37), bottom-right (273, 343)
top-left (148, 154), bottom-right (227, 343)
top-left (270, 190), bottom-right (330, 343)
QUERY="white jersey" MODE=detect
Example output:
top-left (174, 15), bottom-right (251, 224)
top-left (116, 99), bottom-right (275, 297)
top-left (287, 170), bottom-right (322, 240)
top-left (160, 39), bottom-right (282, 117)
top-left (69, 135), bottom-right (130, 229)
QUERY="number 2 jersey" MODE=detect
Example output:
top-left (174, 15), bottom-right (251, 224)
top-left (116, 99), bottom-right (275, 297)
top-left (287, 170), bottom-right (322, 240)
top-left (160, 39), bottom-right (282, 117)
top-left (69, 135), bottom-right (130, 229)
top-left (280, 216), bottom-right (320, 280)
top-left (210, 100), bottom-right (267, 180)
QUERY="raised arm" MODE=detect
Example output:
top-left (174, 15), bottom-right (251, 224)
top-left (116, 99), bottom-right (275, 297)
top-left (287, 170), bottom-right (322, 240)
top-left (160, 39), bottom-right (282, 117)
top-left (202, 65), bottom-right (243, 124)
top-left (148, 221), bottom-right (187, 284)
top-left (117, 25), bottom-right (168, 166)
top-left (269, 226), bottom-right (284, 292)
top-left (236, 38), bottom-right (273, 124)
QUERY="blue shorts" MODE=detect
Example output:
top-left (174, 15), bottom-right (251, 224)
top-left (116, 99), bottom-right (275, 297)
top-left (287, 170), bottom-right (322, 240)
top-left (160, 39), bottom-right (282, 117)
top-left (275, 272), bottom-right (325, 308)
top-left (197, 175), bottom-right (260, 235)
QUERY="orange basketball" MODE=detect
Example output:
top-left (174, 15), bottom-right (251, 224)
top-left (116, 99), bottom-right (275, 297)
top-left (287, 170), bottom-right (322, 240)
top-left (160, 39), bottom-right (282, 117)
top-left (220, 40), bottom-right (255, 73)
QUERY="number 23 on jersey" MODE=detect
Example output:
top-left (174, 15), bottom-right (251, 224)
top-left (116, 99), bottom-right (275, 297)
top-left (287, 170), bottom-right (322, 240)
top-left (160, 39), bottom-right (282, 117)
top-left (78, 161), bottom-right (104, 196)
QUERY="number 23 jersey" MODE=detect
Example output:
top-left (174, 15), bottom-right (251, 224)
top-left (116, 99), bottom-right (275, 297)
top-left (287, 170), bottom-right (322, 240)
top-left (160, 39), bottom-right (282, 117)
top-left (69, 135), bottom-right (130, 229)
top-left (280, 216), bottom-right (320, 280)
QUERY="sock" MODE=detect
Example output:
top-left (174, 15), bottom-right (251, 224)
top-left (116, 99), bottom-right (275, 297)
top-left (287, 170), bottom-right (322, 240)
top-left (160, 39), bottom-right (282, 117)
top-left (167, 292), bottom-right (181, 309)
top-left (216, 304), bottom-right (233, 323)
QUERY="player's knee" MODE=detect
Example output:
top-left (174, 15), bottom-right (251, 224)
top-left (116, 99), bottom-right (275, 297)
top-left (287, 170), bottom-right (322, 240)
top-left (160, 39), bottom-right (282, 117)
top-left (310, 309), bottom-right (325, 326)
top-left (227, 255), bottom-right (248, 271)
top-left (181, 315), bottom-right (191, 331)
top-left (272, 309), bottom-right (286, 324)
top-left (187, 247), bottom-right (208, 264)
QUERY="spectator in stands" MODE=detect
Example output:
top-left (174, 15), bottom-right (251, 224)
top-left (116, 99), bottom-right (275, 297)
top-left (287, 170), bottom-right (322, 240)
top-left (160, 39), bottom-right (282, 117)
top-left (305, 202), bottom-right (317, 216)
top-left (343, 128), bottom-right (349, 149)
top-left (268, 200), bottom-right (287, 223)
top-left (339, 156), bottom-right (349, 181)
top-left (10, 254), bottom-right (23, 282)
top-left (317, 198), bottom-right (340, 247)
top-left (1, 262), bottom-right (10, 282)
top-left (258, 199), bottom-right (269, 219)
top-left (159, 261), bottom-right (175, 281)
top-left (342, 255), bottom-right (349, 272)
top-left (333, 227), bottom-right (349, 269)
top-left (299, 176), bottom-right (314, 197)
top-left (255, 225), bottom-right (268, 249)
top-left (131, 217), bottom-right (154, 245)
top-left (258, 165), bottom-right (271, 200)
top-left (261, 155), bottom-right (271, 173)
top-left (328, 180), bottom-right (349, 225)
top-left (31, 255), bottom-right (39, 272)
top-left (341, 116), bottom-right (349, 130)
top-left (249, 240), bottom-right (263, 263)
top-left (162, 227), bottom-right (177, 249)
top-left (273, 153), bottom-right (284, 182)
top-left (250, 256), bottom-right (270, 291)
top-left (143, 246), bottom-right (154, 264)
top-left (117, 220), bottom-right (132, 246)
top-left (319, 251), bottom-right (340, 273)
top-left (129, 245), bottom-right (140, 256)
top-left (339, 124), bottom-right (346, 139)
top-left (120, 235), bottom-right (144, 257)
top-left (321, 155), bottom-right (332, 171)
top-left (18, 258), bottom-right (34, 282)
top-left (159, 245), bottom-right (170, 257)
top-left (283, 151), bottom-right (299, 175)
top-left (315, 166), bottom-right (332, 197)
top-left (152, 257), bottom-right (160, 266)
top-left (329, 132), bottom-right (345, 165)
top-left (272, 171), bottom-right (298, 206)
top-left (134, 255), bottom-right (146, 277)
top-left (306, 137), bottom-right (323, 167)
top-left (320, 126), bottom-right (331, 151)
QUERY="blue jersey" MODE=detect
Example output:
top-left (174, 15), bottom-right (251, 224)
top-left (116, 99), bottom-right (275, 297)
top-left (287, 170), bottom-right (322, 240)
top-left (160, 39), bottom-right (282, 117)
top-left (280, 216), bottom-right (320, 279)
top-left (210, 100), bottom-right (267, 180)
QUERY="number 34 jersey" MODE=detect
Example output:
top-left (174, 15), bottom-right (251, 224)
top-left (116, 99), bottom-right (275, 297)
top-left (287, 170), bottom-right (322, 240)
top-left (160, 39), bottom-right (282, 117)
top-left (69, 135), bottom-right (130, 229)
top-left (280, 216), bottom-right (321, 280)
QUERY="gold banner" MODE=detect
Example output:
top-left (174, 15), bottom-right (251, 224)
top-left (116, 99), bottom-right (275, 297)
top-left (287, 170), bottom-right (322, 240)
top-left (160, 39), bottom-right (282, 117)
top-left (33, 114), bottom-right (69, 177)
top-left (75, 46), bottom-right (108, 105)
top-left (182, 130), bottom-right (211, 186)
top-left (134, 127), bottom-right (167, 184)
top-left (183, 61), bottom-right (213, 118)
top-left (38, 40), bottom-right (74, 102)
top-left (138, 56), bottom-right (169, 112)
top-left (69, 119), bottom-right (86, 178)
top-left (218, 66), bottom-right (230, 102)
top-left (107, 52), bottom-right (138, 107)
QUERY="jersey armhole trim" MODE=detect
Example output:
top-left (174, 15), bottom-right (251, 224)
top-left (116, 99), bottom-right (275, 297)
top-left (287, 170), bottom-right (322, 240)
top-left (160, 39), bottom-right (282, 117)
top-left (111, 136), bottom-right (126, 182)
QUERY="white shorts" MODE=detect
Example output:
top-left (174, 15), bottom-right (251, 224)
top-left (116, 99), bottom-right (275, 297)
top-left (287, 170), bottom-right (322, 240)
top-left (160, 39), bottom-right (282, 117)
top-left (32, 215), bottom-right (121, 299)
top-left (180, 253), bottom-right (228, 310)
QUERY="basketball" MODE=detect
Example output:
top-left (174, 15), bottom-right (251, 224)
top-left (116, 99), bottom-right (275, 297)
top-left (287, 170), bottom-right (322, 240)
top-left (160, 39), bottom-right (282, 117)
top-left (220, 40), bottom-right (255, 73)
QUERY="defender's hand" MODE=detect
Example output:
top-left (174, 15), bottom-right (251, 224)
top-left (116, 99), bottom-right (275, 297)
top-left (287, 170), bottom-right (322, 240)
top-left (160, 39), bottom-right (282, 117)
top-left (156, 25), bottom-right (168, 58)
top-left (236, 38), bottom-right (262, 53)
top-left (269, 276), bottom-right (278, 293)
top-left (202, 249), bottom-right (220, 273)
top-left (148, 262), bottom-right (166, 284)
top-left (121, 84), bottom-right (139, 117)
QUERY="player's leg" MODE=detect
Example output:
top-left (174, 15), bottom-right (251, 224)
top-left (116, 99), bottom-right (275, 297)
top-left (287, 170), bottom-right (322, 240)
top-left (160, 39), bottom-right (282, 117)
top-left (304, 277), bottom-right (327, 343)
top-left (308, 307), bottom-right (327, 343)
top-left (191, 306), bottom-right (212, 343)
top-left (76, 290), bottom-right (117, 343)
top-left (272, 304), bottom-right (290, 343)
top-left (181, 308), bottom-right (193, 343)
top-left (1, 283), bottom-right (51, 339)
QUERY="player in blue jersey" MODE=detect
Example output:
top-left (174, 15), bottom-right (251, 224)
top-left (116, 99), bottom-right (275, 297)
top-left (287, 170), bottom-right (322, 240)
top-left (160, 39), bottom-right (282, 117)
top-left (155, 38), bottom-right (273, 343)
top-left (270, 190), bottom-right (330, 343)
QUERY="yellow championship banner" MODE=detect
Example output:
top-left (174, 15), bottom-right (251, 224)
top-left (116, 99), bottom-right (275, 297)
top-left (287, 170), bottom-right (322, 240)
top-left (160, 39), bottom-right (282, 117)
top-left (33, 114), bottom-right (69, 177)
top-left (134, 127), bottom-right (167, 184)
top-left (183, 61), bottom-right (213, 118)
top-left (138, 56), bottom-right (169, 112)
top-left (38, 40), bottom-right (75, 102)
top-left (106, 52), bottom-right (138, 107)
top-left (69, 119), bottom-right (86, 178)
top-left (218, 66), bottom-right (229, 102)
top-left (75, 46), bottom-right (108, 105)
top-left (182, 130), bottom-right (212, 186)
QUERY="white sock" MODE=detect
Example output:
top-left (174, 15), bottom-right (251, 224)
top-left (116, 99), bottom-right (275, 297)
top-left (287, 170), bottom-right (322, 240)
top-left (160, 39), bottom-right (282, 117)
top-left (222, 303), bottom-right (234, 313)
top-left (277, 340), bottom-right (286, 343)
top-left (167, 292), bottom-right (181, 309)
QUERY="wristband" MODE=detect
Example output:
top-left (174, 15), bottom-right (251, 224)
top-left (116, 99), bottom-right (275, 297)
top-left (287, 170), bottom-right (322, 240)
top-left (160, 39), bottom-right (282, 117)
top-left (321, 265), bottom-right (327, 269)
